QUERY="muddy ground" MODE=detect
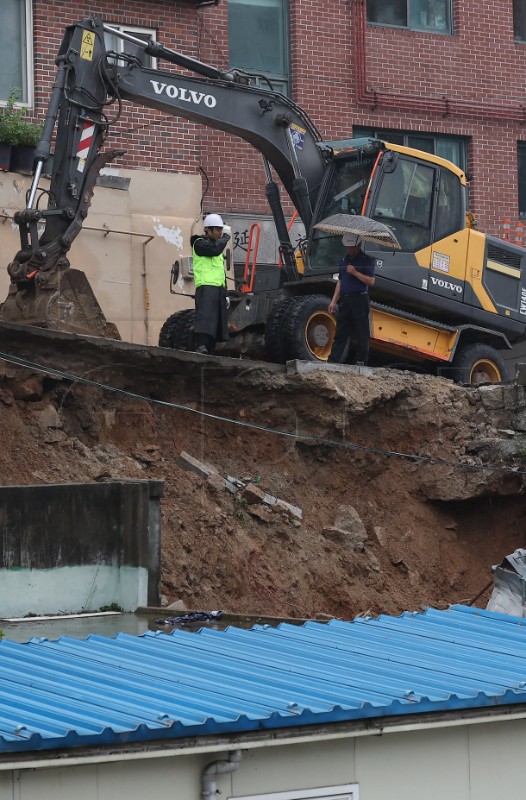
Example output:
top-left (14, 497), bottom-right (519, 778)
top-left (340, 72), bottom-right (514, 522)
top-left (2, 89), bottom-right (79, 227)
top-left (0, 325), bottom-right (525, 620)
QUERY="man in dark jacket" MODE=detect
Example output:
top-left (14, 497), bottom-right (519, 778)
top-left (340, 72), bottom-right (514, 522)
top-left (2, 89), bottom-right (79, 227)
top-left (191, 213), bottom-right (231, 354)
top-left (328, 232), bottom-right (376, 365)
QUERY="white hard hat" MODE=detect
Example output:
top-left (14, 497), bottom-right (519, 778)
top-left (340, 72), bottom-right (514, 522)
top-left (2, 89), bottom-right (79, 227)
top-left (342, 232), bottom-right (361, 246)
top-left (203, 213), bottom-right (224, 228)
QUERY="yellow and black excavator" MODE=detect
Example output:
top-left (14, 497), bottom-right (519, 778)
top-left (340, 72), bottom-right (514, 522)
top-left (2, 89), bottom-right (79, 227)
top-left (2, 15), bottom-right (525, 382)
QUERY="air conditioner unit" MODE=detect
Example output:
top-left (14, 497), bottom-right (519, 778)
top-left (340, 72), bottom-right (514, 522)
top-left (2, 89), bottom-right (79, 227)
top-left (180, 256), bottom-right (194, 279)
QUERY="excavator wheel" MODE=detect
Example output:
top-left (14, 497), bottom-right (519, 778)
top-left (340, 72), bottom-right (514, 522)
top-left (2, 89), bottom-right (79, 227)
top-left (158, 309), bottom-right (196, 351)
top-left (264, 297), bottom-right (298, 364)
top-left (451, 342), bottom-right (508, 385)
top-left (281, 294), bottom-right (336, 362)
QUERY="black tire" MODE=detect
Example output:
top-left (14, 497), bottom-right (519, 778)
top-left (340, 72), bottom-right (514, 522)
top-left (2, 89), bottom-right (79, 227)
top-left (158, 309), bottom-right (190, 349)
top-left (451, 342), bottom-right (508, 384)
top-left (281, 294), bottom-right (336, 362)
top-left (264, 298), bottom-right (298, 363)
top-left (158, 309), bottom-right (196, 350)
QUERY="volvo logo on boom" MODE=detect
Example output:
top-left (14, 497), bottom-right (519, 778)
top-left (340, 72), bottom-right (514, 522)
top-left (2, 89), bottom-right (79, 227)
top-left (430, 275), bottom-right (463, 294)
top-left (150, 81), bottom-right (217, 108)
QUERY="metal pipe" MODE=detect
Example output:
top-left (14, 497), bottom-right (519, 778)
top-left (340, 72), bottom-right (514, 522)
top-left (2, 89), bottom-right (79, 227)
top-left (29, 60), bottom-right (69, 210)
top-left (83, 225), bottom-right (153, 242)
top-left (102, 24), bottom-right (152, 48)
top-left (102, 23), bottom-right (224, 79)
top-left (141, 235), bottom-right (154, 344)
top-left (201, 749), bottom-right (242, 800)
top-left (261, 153), bottom-right (273, 183)
top-left (27, 161), bottom-right (44, 211)
top-left (352, 0), bottom-right (526, 122)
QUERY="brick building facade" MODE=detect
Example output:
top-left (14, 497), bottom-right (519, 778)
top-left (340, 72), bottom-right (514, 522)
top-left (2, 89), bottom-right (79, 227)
top-left (4, 0), bottom-right (526, 242)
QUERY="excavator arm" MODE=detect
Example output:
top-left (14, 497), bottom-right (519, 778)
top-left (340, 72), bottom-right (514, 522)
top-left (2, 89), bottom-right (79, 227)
top-left (1, 14), bottom-right (327, 336)
top-left (113, 68), bottom-right (324, 227)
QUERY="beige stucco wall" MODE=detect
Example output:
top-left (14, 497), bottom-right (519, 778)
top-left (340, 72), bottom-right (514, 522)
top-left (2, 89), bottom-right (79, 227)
top-left (0, 168), bottom-right (205, 345)
top-left (1, 717), bottom-right (526, 800)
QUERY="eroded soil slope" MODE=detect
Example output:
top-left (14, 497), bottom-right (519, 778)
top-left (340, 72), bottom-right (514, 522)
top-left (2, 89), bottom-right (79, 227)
top-left (1, 329), bottom-right (525, 619)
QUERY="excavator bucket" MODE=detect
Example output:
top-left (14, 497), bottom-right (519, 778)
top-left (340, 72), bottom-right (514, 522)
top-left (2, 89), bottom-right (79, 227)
top-left (0, 269), bottom-right (121, 340)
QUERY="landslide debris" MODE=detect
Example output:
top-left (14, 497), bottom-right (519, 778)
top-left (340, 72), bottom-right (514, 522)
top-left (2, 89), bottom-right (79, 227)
top-left (1, 335), bottom-right (525, 620)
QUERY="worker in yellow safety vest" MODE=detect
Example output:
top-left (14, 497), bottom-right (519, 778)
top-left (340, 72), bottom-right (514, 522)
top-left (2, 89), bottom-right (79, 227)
top-left (191, 213), bottom-right (231, 354)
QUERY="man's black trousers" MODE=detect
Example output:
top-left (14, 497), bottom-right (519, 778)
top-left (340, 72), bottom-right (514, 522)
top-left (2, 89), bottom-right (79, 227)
top-left (328, 293), bottom-right (371, 365)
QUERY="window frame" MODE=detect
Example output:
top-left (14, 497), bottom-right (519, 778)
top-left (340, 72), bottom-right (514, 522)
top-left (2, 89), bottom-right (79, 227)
top-left (0, 0), bottom-right (34, 107)
top-left (228, 0), bottom-right (291, 96)
top-left (353, 126), bottom-right (468, 173)
top-left (103, 24), bottom-right (158, 70)
top-left (514, 0), bottom-right (526, 42)
top-left (366, 0), bottom-right (452, 35)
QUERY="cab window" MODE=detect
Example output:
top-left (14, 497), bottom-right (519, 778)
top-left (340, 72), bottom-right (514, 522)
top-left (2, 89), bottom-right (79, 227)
top-left (320, 160), bottom-right (372, 217)
top-left (371, 157), bottom-right (434, 251)
top-left (309, 158), bottom-right (376, 268)
top-left (435, 169), bottom-right (463, 240)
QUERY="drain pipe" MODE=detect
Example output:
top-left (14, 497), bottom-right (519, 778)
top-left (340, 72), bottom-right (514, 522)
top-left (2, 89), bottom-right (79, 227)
top-left (201, 749), bottom-right (243, 800)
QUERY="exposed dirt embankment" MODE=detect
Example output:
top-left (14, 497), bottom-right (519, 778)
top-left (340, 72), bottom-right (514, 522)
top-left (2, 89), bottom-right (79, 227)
top-left (0, 325), bottom-right (525, 619)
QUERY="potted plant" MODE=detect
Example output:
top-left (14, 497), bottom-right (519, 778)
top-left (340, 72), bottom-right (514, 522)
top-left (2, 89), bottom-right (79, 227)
top-left (0, 87), bottom-right (26, 171)
top-left (0, 87), bottom-right (43, 174)
top-left (10, 116), bottom-right (43, 175)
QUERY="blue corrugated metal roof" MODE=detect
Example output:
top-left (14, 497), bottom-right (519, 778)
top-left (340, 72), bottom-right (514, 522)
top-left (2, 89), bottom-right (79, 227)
top-left (1, 604), bottom-right (526, 754)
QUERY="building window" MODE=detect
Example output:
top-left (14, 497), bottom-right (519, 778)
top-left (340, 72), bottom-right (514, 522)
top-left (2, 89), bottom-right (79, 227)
top-left (0, 0), bottom-right (33, 104)
top-left (518, 143), bottom-right (526, 218)
top-left (228, 0), bottom-right (290, 95)
top-left (366, 0), bottom-right (452, 34)
top-left (514, 0), bottom-right (526, 41)
top-left (354, 126), bottom-right (468, 172)
top-left (230, 786), bottom-right (359, 800)
top-left (103, 25), bottom-right (157, 69)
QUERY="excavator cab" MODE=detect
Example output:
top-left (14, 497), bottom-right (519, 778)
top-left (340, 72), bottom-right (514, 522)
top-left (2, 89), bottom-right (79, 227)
top-left (303, 139), bottom-right (526, 378)
top-left (306, 139), bottom-right (475, 316)
top-left (307, 137), bottom-right (467, 276)
top-left (307, 139), bottom-right (382, 272)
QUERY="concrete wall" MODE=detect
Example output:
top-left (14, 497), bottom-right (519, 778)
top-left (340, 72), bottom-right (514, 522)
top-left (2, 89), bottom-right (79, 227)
top-left (1, 717), bottom-right (526, 799)
top-left (0, 479), bottom-right (162, 616)
top-left (0, 168), bottom-right (202, 346)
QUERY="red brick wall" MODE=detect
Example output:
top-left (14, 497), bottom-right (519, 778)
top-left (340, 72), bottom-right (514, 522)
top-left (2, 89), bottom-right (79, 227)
top-left (358, 0), bottom-right (526, 235)
top-left (31, 0), bottom-right (526, 236)
top-left (34, 0), bottom-right (205, 176)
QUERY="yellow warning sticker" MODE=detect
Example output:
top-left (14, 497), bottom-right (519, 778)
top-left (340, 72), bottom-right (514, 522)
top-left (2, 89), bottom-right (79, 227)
top-left (80, 31), bottom-right (95, 61)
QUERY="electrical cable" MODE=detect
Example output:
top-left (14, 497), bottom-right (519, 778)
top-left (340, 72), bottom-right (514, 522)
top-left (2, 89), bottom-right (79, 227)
top-left (0, 348), bottom-right (525, 477)
top-left (199, 166), bottom-right (210, 213)
top-left (196, 10), bottom-right (232, 74)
